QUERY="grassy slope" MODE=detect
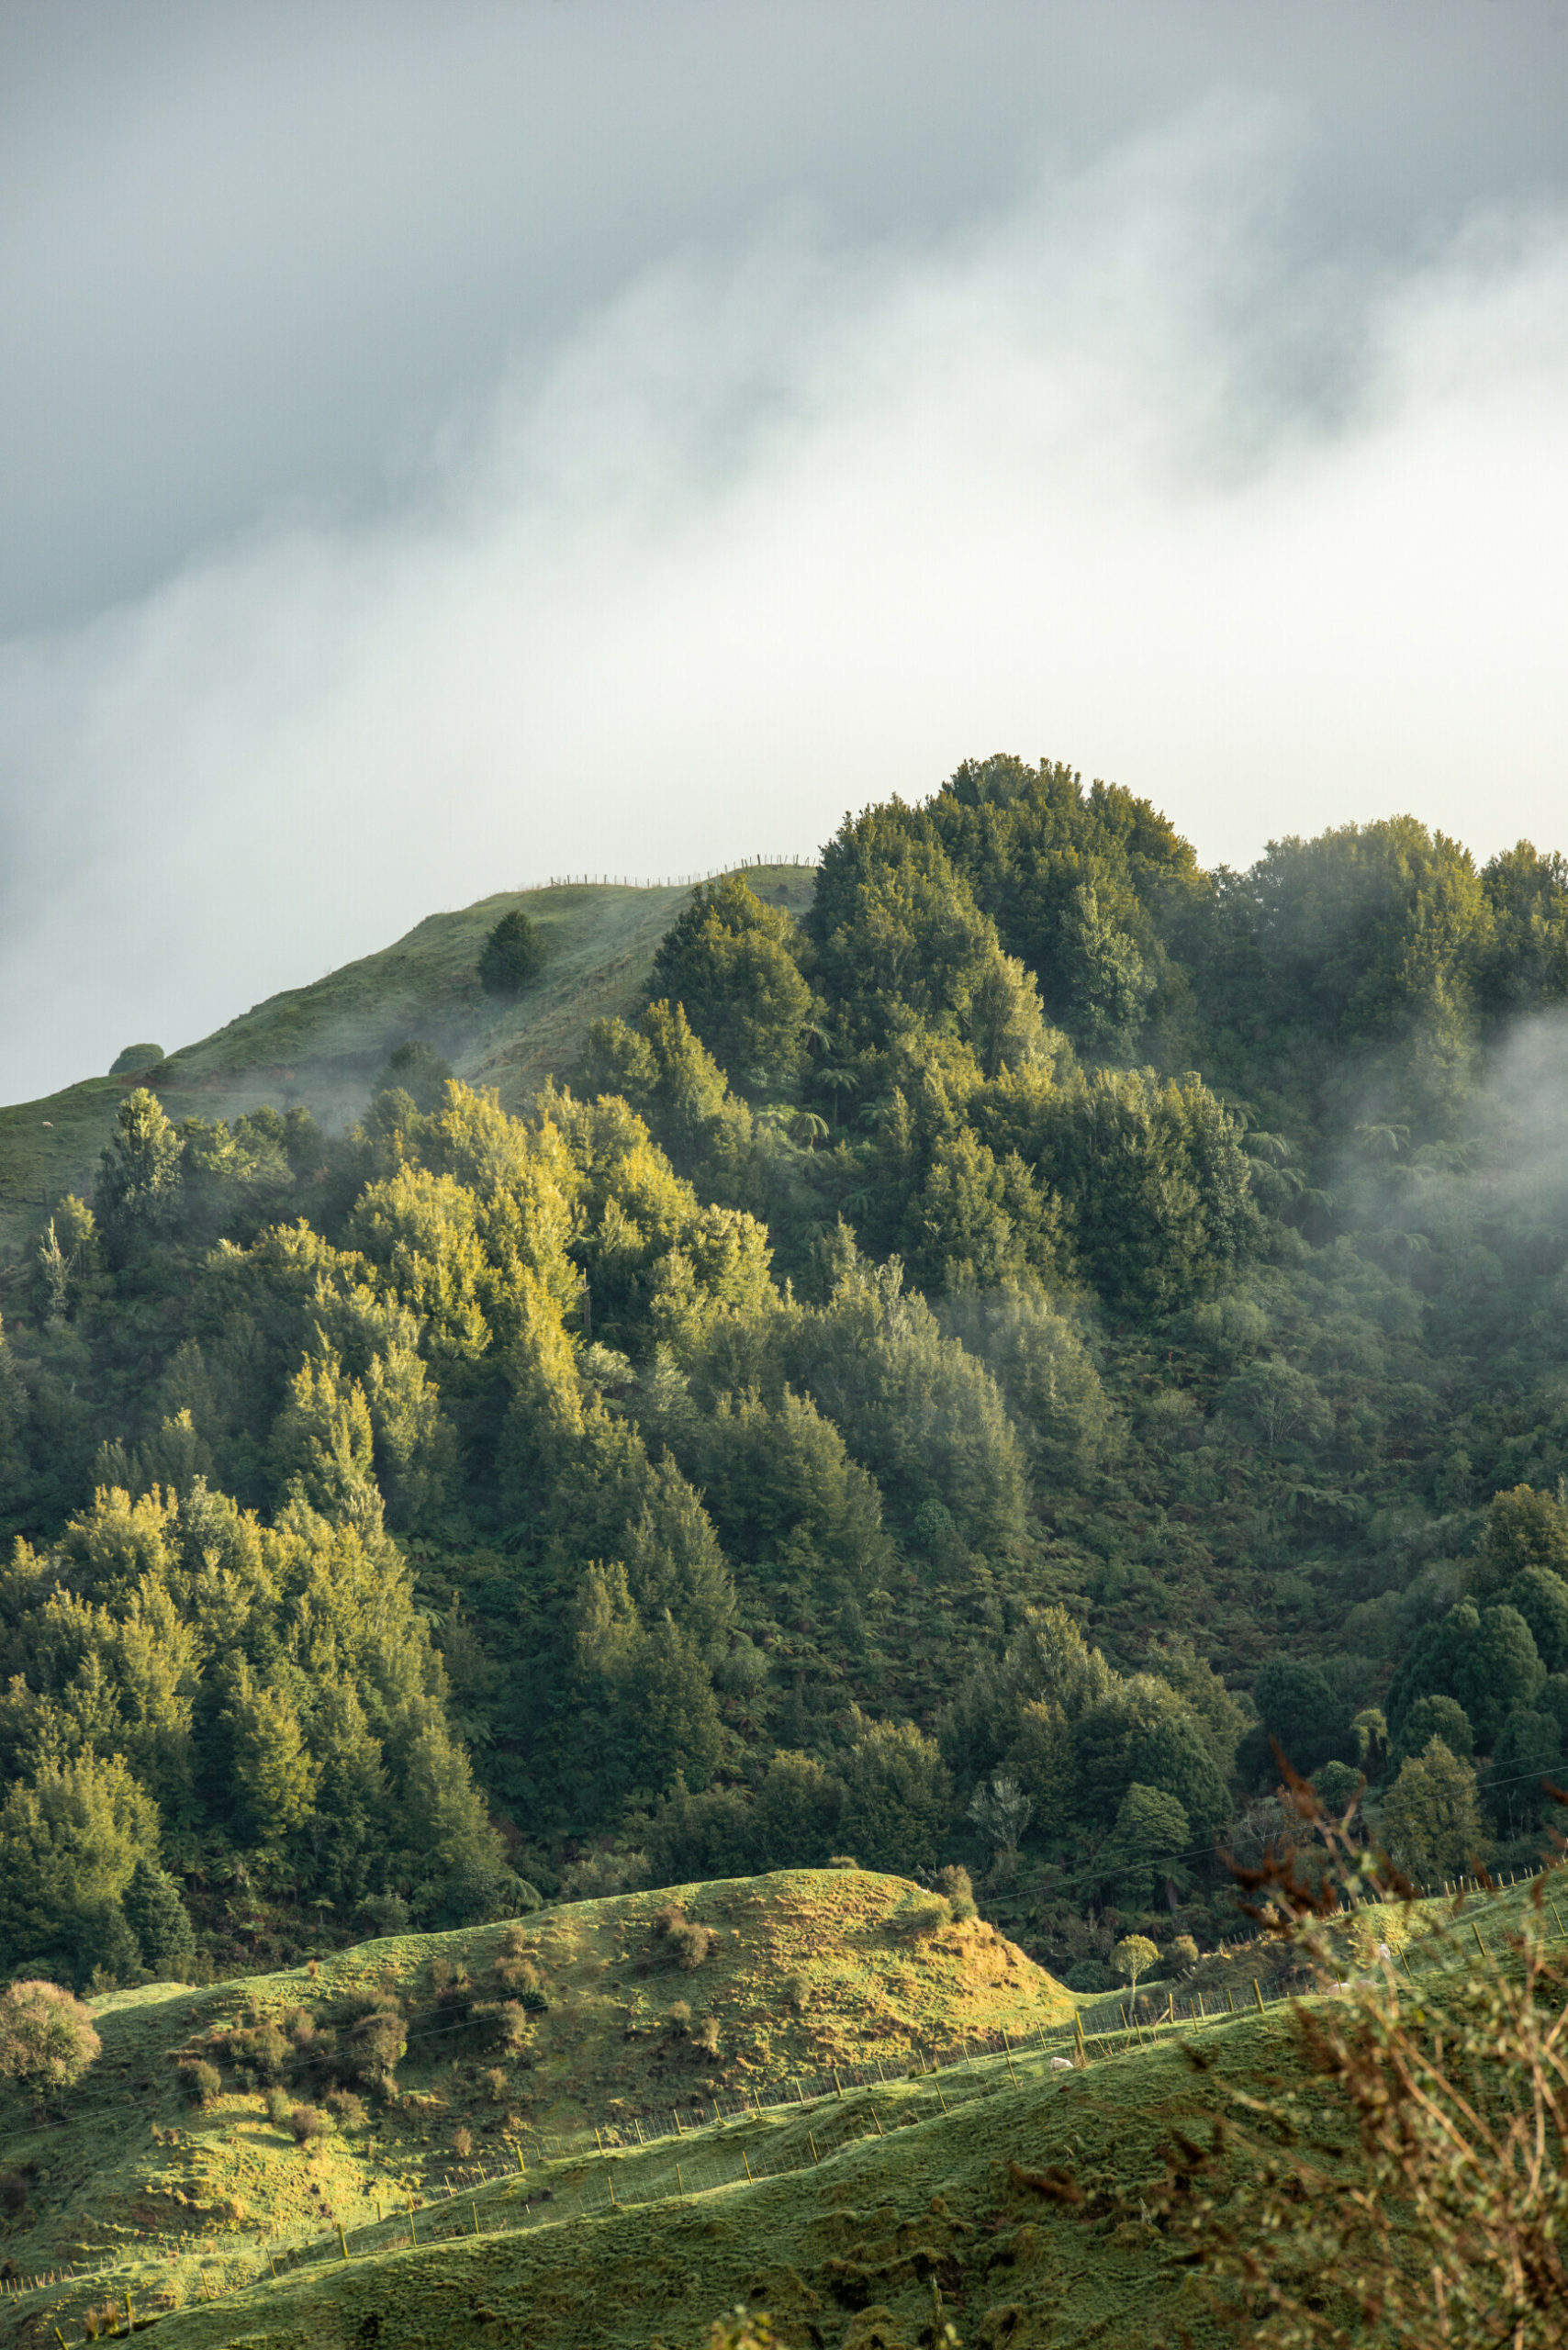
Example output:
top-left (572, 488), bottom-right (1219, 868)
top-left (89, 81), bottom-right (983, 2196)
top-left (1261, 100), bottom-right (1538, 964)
top-left (140, 2029), bottom-right (1234, 2350)
top-left (0, 864), bottom-right (816, 1259)
top-left (5, 1872), bottom-right (1547, 2347)
top-left (0, 1870), bottom-right (1065, 2344)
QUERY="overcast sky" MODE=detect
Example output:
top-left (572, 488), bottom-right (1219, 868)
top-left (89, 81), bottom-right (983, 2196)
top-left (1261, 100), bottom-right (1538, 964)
top-left (2, 0), bottom-right (1566, 1101)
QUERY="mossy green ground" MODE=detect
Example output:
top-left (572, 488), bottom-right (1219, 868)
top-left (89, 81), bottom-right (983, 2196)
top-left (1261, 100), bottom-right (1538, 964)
top-left (0, 864), bottom-right (816, 1258)
top-left (0, 1870), bottom-right (1066, 2344)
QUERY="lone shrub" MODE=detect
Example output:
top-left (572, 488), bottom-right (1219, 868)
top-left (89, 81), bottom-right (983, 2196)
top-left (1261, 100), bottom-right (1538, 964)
top-left (936, 1863), bottom-right (978, 1920)
top-left (0, 2170), bottom-right (27, 2215)
top-left (1169, 1933), bottom-right (1201, 1970)
top-left (651, 1903), bottom-right (717, 1970)
top-left (666, 2001), bottom-right (693, 2038)
top-left (454, 2125), bottom-right (474, 2159)
top-left (0, 1980), bottom-right (102, 2095)
top-left (481, 2066), bottom-right (510, 2102)
top-left (326, 2087), bottom-right (366, 2127)
top-left (889, 1896), bottom-right (949, 1940)
top-left (265, 2087), bottom-right (293, 2127)
top-left (287, 2103), bottom-right (326, 2144)
top-left (669, 1920), bottom-right (717, 1970)
top-left (693, 2016), bottom-right (721, 2056)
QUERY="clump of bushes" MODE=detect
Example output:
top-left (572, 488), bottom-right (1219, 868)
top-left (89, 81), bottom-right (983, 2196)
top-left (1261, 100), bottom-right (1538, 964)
top-left (1062, 1959), bottom-right (1114, 1994)
top-left (888, 1895), bottom-right (949, 1940)
top-left (492, 1930), bottom-right (548, 2009)
top-left (650, 1904), bottom-right (717, 1970)
top-left (337, 1989), bottom-right (406, 2090)
top-left (179, 2060), bottom-right (222, 2107)
top-left (474, 1998), bottom-right (530, 2053)
top-left (0, 1980), bottom-right (102, 2095)
top-left (326, 2087), bottom-right (366, 2127)
top-left (429, 1956), bottom-right (471, 2014)
top-left (936, 1865), bottom-right (978, 1921)
top-left (227, 2020), bottom-right (289, 2083)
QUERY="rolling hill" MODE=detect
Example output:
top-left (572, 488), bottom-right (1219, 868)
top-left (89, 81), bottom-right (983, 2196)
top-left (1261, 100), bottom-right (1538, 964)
top-left (0, 1868), bottom-right (1067, 2346)
top-left (0, 862), bottom-right (815, 1259)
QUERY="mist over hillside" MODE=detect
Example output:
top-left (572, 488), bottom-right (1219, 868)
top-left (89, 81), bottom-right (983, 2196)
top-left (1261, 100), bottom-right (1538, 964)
top-left (2, 762), bottom-right (1566, 2021)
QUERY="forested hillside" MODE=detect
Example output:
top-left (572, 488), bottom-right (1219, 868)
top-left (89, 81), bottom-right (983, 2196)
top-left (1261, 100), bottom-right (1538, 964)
top-left (5, 756), bottom-right (1568, 1995)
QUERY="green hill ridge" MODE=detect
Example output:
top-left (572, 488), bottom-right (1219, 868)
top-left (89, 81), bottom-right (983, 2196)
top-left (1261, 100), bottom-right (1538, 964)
top-left (0, 863), bottom-right (815, 1258)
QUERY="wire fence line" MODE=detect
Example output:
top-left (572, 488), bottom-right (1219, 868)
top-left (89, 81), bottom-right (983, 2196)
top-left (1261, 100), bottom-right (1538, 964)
top-left (5, 1864), bottom-right (1557, 2333)
top-left (536, 856), bottom-right (817, 890)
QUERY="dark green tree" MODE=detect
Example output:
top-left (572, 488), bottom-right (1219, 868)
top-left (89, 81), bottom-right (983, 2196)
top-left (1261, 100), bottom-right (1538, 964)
top-left (647, 876), bottom-right (811, 1093)
top-left (1504, 1566), bottom-right (1568, 1673)
top-left (478, 910), bottom-right (546, 996)
top-left (95, 1087), bottom-right (185, 1248)
top-left (1471, 1485), bottom-right (1568, 1601)
top-left (751, 1751), bottom-right (845, 1868)
top-left (1450, 1605), bottom-right (1545, 1751)
top-left (840, 1721), bottom-right (952, 1875)
top-left (1487, 1705), bottom-right (1562, 1832)
top-left (121, 1857), bottom-right (195, 1973)
top-left (1249, 1658), bottom-right (1351, 1780)
top-left (1390, 1693), bottom-right (1474, 1771)
top-left (1093, 1784), bottom-right (1190, 1911)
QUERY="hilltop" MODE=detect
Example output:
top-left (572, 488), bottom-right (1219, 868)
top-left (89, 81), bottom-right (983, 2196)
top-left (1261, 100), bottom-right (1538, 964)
top-left (0, 862), bottom-right (815, 1257)
top-left (0, 1870), bottom-right (1067, 2344)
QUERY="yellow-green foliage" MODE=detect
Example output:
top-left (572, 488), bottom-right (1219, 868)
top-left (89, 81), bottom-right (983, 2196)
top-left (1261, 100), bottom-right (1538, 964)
top-left (0, 867), bottom-right (817, 1258)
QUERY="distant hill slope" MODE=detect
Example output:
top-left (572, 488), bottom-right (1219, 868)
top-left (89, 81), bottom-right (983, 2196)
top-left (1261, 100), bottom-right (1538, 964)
top-left (0, 1869), bottom-right (1063, 2344)
top-left (0, 862), bottom-right (815, 1259)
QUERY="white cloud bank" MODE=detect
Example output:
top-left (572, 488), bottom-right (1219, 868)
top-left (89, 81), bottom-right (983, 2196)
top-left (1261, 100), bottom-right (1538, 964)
top-left (2, 100), bottom-right (1565, 1101)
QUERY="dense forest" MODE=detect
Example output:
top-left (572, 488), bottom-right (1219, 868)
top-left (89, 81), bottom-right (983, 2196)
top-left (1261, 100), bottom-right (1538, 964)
top-left (6, 755), bottom-right (1568, 1995)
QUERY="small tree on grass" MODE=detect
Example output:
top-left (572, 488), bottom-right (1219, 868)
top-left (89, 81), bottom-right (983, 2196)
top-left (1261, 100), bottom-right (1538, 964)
top-left (0, 1979), bottom-right (101, 2097)
top-left (479, 912), bottom-right (546, 996)
top-left (1111, 1934), bottom-right (1159, 2001)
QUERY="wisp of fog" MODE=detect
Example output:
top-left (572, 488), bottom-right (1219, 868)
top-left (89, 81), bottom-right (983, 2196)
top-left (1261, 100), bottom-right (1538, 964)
top-left (1, 4), bottom-right (1565, 1102)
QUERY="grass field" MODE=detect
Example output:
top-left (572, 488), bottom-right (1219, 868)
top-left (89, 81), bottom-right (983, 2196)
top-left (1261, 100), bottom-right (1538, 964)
top-left (4, 1864), bottom-right (1554, 2349)
top-left (0, 862), bottom-right (816, 1259)
top-left (0, 1867), bottom-right (1067, 2346)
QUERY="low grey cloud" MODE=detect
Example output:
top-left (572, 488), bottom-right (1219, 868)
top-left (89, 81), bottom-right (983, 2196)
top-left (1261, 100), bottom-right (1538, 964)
top-left (2, 1), bottom-right (1565, 1101)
